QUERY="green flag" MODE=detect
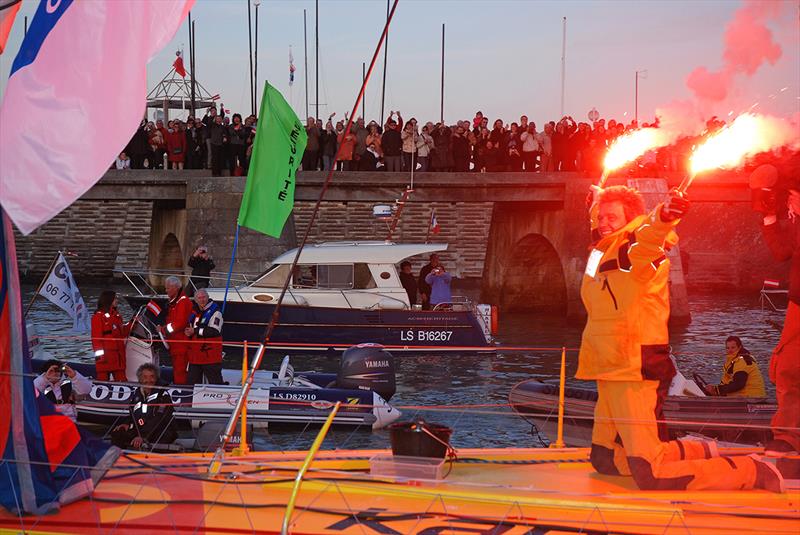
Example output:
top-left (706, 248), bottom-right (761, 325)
top-left (238, 82), bottom-right (308, 237)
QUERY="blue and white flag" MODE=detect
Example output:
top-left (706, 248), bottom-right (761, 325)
top-left (37, 252), bottom-right (89, 333)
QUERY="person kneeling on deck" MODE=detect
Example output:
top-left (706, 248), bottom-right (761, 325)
top-left (185, 288), bottom-right (224, 385)
top-left (34, 360), bottom-right (93, 423)
top-left (159, 276), bottom-right (193, 384)
top-left (91, 290), bottom-right (129, 382)
top-left (111, 363), bottom-right (177, 450)
top-left (703, 336), bottom-right (766, 397)
top-left (578, 185), bottom-right (784, 492)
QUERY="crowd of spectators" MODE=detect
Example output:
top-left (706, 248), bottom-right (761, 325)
top-left (117, 104), bottom-right (257, 177)
top-left (118, 105), bottom-right (734, 177)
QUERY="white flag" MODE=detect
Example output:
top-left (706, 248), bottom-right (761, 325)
top-left (38, 253), bottom-right (90, 333)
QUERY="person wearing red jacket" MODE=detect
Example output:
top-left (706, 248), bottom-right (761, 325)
top-left (91, 290), bottom-right (129, 381)
top-left (185, 288), bottom-right (224, 385)
top-left (165, 120), bottom-right (187, 170)
top-left (159, 276), bottom-right (193, 384)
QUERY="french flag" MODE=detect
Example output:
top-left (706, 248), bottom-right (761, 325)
top-left (430, 210), bottom-right (440, 234)
top-left (173, 50), bottom-right (187, 77)
top-left (0, 0), bottom-right (194, 235)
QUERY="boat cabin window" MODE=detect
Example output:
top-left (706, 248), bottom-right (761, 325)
top-left (251, 264), bottom-right (291, 288)
top-left (354, 263), bottom-right (376, 289)
top-left (293, 265), bottom-right (319, 288)
top-left (317, 264), bottom-right (353, 289)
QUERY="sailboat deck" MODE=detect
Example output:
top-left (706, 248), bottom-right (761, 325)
top-left (2, 447), bottom-right (797, 534)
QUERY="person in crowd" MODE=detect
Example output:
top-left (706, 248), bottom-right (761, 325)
top-left (187, 245), bottom-right (215, 295)
top-left (91, 290), bottom-right (129, 382)
top-left (702, 336), bottom-right (766, 397)
top-left (365, 122), bottom-right (383, 159)
top-left (507, 123), bottom-right (522, 171)
top-left (425, 263), bottom-right (453, 308)
top-left (751, 162), bottom-right (800, 479)
top-left (115, 152), bottom-right (131, 170)
top-left (578, 185), bottom-right (783, 492)
top-left (228, 113), bottom-right (249, 174)
top-left (336, 119), bottom-right (357, 171)
top-left (472, 111), bottom-right (484, 131)
top-left (381, 111), bottom-right (403, 172)
top-left (401, 119), bottom-right (419, 172)
top-left (202, 106), bottom-right (219, 168)
top-left (451, 124), bottom-right (471, 172)
top-left (430, 123), bottom-right (453, 172)
top-left (184, 117), bottom-right (199, 169)
top-left (127, 119), bottom-right (149, 169)
top-left (158, 276), bottom-right (193, 385)
top-left (353, 117), bottom-right (369, 164)
top-left (538, 123), bottom-right (554, 172)
top-left (520, 122), bottom-right (539, 172)
top-left (208, 115), bottom-right (226, 176)
top-left (416, 123), bottom-right (435, 172)
top-left (303, 116), bottom-right (320, 171)
top-left (398, 261), bottom-right (418, 306)
top-left (34, 360), bottom-right (93, 423)
top-left (185, 288), bottom-right (224, 385)
top-left (321, 118), bottom-right (338, 171)
top-left (358, 142), bottom-right (381, 171)
top-left (165, 120), bottom-right (187, 170)
top-left (418, 253), bottom-right (441, 310)
top-left (110, 363), bottom-right (177, 450)
top-left (148, 127), bottom-right (166, 169)
top-left (487, 119), bottom-right (507, 172)
top-left (582, 137), bottom-right (605, 178)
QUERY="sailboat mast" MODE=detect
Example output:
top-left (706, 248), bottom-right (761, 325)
top-left (248, 0), bottom-right (254, 115)
top-left (380, 0), bottom-right (389, 124)
top-left (315, 0), bottom-right (319, 121)
top-left (304, 9), bottom-right (309, 120)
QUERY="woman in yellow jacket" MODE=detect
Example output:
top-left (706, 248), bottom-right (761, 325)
top-left (578, 185), bottom-right (783, 492)
top-left (704, 336), bottom-right (766, 397)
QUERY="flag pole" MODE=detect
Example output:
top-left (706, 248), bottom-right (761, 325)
top-left (425, 209), bottom-right (434, 244)
top-left (380, 0), bottom-right (389, 125)
top-left (315, 0), bottom-right (319, 121)
top-left (208, 0), bottom-right (401, 473)
top-left (221, 225), bottom-right (241, 315)
top-left (248, 0), bottom-right (255, 116)
top-left (303, 9), bottom-right (309, 120)
top-left (24, 251), bottom-right (61, 319)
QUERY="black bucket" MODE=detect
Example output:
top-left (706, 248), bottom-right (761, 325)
top-left (388, 421), bottom-right (453, 459)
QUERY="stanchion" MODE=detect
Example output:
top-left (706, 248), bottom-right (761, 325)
top-left (281, 401), bottom-right (341, 535)
top-left (232, 340), bottom-right (250, 456)
top-left (550, 346), bottom-right (567, 449)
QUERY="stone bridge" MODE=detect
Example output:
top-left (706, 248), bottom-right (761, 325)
top-left (13, 170), bottom-right (788, 320)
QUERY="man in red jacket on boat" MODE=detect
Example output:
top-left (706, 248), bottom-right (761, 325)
top-left (578, 185), bottom-right (784, 492)
top-left (159, 276), bottom-right (193, 385)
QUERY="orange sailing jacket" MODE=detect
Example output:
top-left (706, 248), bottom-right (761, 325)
top-left (91, 308), bottom-right (128, 372)
top-left (576, 206), bottom-right (679, 382)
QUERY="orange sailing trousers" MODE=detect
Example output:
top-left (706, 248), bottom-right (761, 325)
top-left (771, 301), bottom-right (800, 451)
top-left (590, 379), bottom-right (759, 490)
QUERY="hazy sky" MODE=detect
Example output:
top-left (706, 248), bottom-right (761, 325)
top-left (1, 0), bottom-right (798, 127)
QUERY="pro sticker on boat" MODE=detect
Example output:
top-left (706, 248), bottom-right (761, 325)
top-left (585, 249), bottom-right (604, 278)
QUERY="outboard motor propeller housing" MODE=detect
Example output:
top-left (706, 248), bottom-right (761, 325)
top-left (337, 343), bottom-right (396, 401)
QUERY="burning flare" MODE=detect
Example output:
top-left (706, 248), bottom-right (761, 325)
top-left (600, 128), bottom-right (669, 187)
top-left (680, 113), bottom-right (798, 192)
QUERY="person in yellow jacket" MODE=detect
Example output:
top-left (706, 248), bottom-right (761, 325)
top-left (703, 336), bottom-right (766, 397)
top-left (578, 185), bottom-right (783, 492)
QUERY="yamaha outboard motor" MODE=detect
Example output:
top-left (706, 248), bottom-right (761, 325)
top-left (337, 343), bottom-right (396, 401)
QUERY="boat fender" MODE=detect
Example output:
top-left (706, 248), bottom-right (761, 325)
top-left (377, 298), bottom-right (405, 310)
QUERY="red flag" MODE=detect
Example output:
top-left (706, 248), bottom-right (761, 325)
top-left (173, 50), bottom-right (186, 77)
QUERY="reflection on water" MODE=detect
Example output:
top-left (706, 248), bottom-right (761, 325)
top-left (23, 283), bottom-right (783, 452)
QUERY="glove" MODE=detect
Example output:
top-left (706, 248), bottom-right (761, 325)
top-left (661, 190), bottom-right (690, 222)
top-left (751, 187), bottom-right (777, 217)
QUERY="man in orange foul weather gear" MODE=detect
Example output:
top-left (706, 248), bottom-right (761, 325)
top-left (577, 185), bottom-right (783, 492)
top-left (751, 161), bottom-right (800, 479)
top-left (90, 290), bottom-right (129, 381)
top-left (159, 276), bottom-right (193, 384)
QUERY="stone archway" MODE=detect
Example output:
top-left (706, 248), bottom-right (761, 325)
top-left (499, 233), bottom-right (567, 312)
top-left (157, 233), bottom-right (184, 271)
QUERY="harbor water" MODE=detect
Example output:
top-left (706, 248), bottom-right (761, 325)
top-left (24, 283), bottom-right (783, 452)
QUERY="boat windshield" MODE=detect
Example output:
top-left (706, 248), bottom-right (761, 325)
top-left (288, 263), bottom-right (377, 290)
top-left (251, 264), bottom-right (291, 288)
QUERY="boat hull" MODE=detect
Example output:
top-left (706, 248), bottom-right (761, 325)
top-left (125, 295), bottom-right (493, 353)
top-left (2, 447), bottom-right (796, 534)
top-left (509, 379), bottom-right (777, 446)
top-left (32, 358), bottom-right (400, 430)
